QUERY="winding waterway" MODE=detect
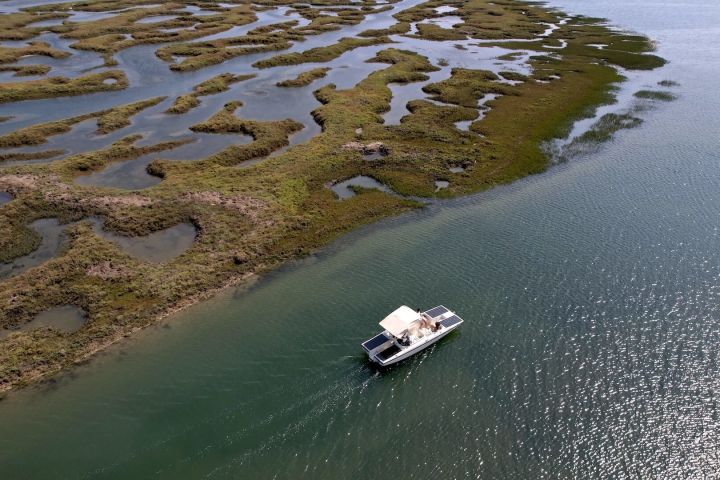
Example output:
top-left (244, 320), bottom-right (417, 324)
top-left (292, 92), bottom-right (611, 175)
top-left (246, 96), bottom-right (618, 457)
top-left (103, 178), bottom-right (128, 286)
top-left (1, 0), bottom-right (719, 478)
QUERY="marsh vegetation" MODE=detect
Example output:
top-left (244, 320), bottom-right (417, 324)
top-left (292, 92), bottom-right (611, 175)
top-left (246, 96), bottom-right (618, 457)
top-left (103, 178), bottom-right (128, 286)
top-left (276, 67), bottom-right (331, 87)
top-left (634, 89), bottom-right (677, 101)
top-left (0, 0), bottom-right (667, 391)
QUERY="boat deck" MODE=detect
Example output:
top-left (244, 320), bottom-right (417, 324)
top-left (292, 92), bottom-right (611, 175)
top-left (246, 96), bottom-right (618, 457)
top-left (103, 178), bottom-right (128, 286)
top-left (376, 343), bottom-right (401, 361)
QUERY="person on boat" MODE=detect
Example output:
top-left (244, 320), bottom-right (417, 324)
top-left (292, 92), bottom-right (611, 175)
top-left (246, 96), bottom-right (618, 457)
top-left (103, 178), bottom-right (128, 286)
top-left (421, 310), bottom-right (441, 332)
top-left (419, 311), bottom-right (435, 330)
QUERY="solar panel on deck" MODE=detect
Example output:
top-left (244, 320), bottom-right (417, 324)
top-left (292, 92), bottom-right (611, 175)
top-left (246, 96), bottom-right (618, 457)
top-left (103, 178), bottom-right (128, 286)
top-left (363, 333), bottom-right (389, 350)
top-left (440, 315), bottom-right (462, 328)
top-left (425, 305), bottom-right (449, 318)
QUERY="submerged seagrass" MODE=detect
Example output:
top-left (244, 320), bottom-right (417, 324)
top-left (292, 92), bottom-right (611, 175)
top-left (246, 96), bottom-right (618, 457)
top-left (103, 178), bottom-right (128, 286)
top-left (0, 0), bottom-right (666, 392)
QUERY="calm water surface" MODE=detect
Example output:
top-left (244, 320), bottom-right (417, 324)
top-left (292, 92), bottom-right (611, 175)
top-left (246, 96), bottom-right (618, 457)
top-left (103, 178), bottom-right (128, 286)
top-left (1, 0), bottom-right (720, 478)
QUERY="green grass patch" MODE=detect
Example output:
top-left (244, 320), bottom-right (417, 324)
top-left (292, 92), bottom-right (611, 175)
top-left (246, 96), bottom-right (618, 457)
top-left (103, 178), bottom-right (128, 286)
top-left (277, 67), bottom-right (331, 87)
top-left (166, 73), bottom-right (255, 114)
top-left (0, 96), bottom-right (166, 149)
top-left (0, 70), bottom-right (128, 104)
top-left (634, 89), bottom-right (677, 101)
top-left (253, 36), bottom-right (390, 68)
top-left (0, 64), bottom-right (51, 77)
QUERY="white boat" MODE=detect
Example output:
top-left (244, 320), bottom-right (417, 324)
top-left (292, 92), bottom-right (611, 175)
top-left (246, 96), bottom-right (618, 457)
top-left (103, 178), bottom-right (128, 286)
top-left (361, 305), bottom-right (464, 366)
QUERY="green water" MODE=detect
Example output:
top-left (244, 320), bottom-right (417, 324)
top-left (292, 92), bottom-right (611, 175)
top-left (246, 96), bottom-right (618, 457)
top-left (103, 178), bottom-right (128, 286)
top-left (2, 1), bottom-right (720, 478)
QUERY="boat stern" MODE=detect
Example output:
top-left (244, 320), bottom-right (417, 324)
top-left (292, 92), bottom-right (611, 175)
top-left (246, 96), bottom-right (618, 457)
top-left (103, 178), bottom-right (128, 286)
top-left (361, 332), bottom-right (394, 362)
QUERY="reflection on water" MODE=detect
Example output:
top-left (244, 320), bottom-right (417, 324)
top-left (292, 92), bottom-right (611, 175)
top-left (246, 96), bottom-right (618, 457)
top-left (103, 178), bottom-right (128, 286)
top-left (27, 18), bottom-right (65, 28)
top-left (330, 175), bottom-right (392, 199)
top-left (93, 221), bottom-right (196, 263)
top-left (74, 132), bottom-right (251, 190)
top-left (434, 180), bottom-right (449, 191)
top-left (0, 305), bottom-right (87, 339)
top-left (434, 5), bottom-right (457, 13)
top-left (419, 15), bottom-right (464, 29)
top-left (0, 218), bottom-right (70, 279)
top-left (0, 218), bottom-right (196, 283)
top-left (199, 6), bottom-right (308, 42)
top-left (75, 153), bottom-right (165, 190)
top-left (30, 305), bottom-right (86, 333)
top-left (384, 68), bottom-right (448, 125)
top-left (135, 15), bottom-right (178, 24)
top-left (13, 33), bottom-right (106, 77)
top-left (453, 93), bottom-right (499, 131)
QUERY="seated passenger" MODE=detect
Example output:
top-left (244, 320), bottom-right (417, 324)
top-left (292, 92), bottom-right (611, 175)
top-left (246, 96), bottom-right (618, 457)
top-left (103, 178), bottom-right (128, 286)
top-left (420, 312), bottom-right (433, 329)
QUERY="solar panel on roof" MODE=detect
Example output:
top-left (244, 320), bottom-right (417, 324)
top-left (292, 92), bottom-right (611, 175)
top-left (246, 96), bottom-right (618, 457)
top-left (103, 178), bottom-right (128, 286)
top-left (440, 315), bottom-right (462, 328)
top-left (425, 305), bottom-right (449, 318)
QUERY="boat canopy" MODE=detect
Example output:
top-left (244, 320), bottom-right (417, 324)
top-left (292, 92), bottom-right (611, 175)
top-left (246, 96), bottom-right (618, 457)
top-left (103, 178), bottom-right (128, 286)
top-left (379, 305), bottom-right (421, 337)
